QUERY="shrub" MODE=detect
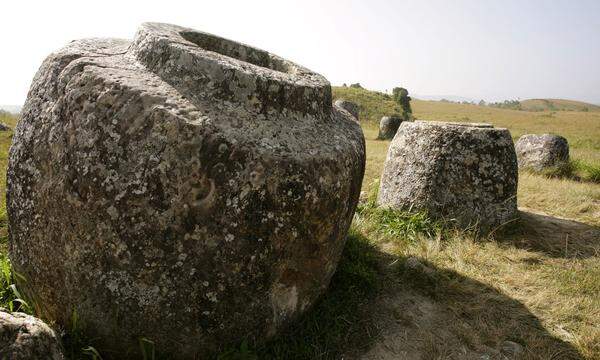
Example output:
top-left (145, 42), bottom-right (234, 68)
top-left (392, 87), bottom-right (412, 118)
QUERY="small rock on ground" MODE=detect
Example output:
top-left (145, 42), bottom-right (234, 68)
top-left (0, 310), bottom-right (64, 359)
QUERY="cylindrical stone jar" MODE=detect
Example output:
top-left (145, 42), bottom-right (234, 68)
top-left (378, 121), bottom-right (517, 231)
top-left (8, 23), bottom-right (365, 357)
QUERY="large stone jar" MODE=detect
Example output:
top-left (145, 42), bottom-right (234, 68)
top-left (378, 121), bottom-right (517, 231)
top-left (7, 23), bottom-right (365, 357)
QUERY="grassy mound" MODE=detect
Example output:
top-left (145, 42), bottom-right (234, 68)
top-left (520, 99), bottom-right (600, 112)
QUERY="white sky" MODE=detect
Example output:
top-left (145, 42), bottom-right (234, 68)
top-left (1, 0), bottom-right (599, 105)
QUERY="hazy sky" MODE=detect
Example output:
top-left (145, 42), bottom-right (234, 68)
top-left (2, 0), bottom-right (599, 105)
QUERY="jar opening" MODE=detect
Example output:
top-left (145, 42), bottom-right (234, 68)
top-left (180, 30), bottom-right (290, 74)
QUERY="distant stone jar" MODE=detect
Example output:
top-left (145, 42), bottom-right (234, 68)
top-left (378, 121), bottom-right (518, 231)
top-left (515, 134), bottom-right (569, 171)
top-left (377, 115), bottom-right (404, 140)
top-left (8, 23), bottom-right (365, 357)
top-left (334, 99), bottom-right (360, 120)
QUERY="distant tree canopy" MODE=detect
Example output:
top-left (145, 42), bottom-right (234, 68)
top-left (392, 87), bottom-right (412, 118)
top-left (488, 99), bottom-right (522, 110)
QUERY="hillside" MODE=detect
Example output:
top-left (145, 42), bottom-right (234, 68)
top-left (520, 98), bottom-right (600, 112)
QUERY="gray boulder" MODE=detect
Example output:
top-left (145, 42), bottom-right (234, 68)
top-left (0, 310), bottom-right (64, 359)
top-left (378, 121), bottom-right (518, 231)
top-left (377, 115), bottom-right (404, 140)
top-left (8, 23), bottom-right (365, 357)
top-left (334, 99), bottom-right (360, 120)
top-left (0, 123), bottom-right (10, 131)
top-left (515, 134), bottom-right (569, 171)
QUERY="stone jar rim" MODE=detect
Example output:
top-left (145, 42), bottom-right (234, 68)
top-left (413, 120), bottom-right (495, 128)
top-left (131, 22), bottom-right (332, 116)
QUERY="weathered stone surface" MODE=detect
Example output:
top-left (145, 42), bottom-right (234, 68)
top-left (0, 310), bottom-right (64, 359)
top-left (377, 115), bottom-right (404, 140)
top-left (378, 121), bottom-right (518, 231)
top-left (500, 340), bottom-right (524, 358)
top-left (334, 99), bottom-right (359, 120)
top-left (8, 23), bottom-right (365, 357)
top-left (515, 134), bottom-right (569, 171)
top-left (0, 123), bottom-right (10, 131)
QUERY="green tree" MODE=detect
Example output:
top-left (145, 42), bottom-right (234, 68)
top-left (392, 87), bottom-right (412, 118)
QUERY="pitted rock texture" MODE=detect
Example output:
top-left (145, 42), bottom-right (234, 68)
top-left (8, 22), bottom-right (365, 358)
top-left (377, 115), bottom-right (404, 140)
top-left (515, 134), bottom-right (569, 171)
top-left (378, 121), bottom-right (517, 231)
top-left (0, 310), bottom-right (64, 360)
top-left (334, 99), bottom-right (359, 120)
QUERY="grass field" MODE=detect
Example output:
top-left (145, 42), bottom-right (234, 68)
top-left (0, 91), bottom-right (599, 360)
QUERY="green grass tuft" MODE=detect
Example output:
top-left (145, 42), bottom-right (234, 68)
top-left (0, 254), bottom-right (31, 314)
top-left (359, 206), bottom-right (440, 240)
top-left (355, 182), bottom-right (443, 242)
top-left (574, 160), bottom-right (600, 183)
top-left (532, 159), bottom-right (600, 184)
top-left (536, 160), bottom-right (578, 179)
